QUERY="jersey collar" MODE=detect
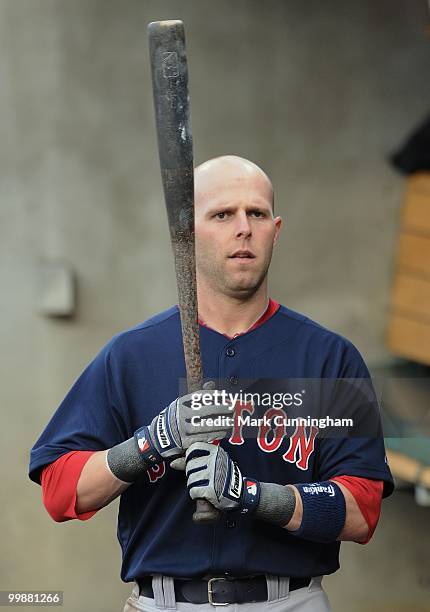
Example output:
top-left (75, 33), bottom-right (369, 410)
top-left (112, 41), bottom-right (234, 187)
top-left (198, 298), bottom-right (280, 340)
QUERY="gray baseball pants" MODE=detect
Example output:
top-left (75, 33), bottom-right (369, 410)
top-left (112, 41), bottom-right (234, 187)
top-left (123, 575), bottom-right (331, 611)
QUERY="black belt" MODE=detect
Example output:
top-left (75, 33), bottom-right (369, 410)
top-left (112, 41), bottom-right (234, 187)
top-left (138, 575), bottom-right (312, 605)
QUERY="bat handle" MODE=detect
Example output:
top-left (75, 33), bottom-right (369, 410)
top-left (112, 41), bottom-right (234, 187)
top-left (193, 499), bottom-right (221, 523)
top-left (191, 380), bottom-right (221, 524)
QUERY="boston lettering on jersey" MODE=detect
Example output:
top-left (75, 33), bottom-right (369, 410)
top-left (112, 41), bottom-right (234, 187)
top-left (29, 304), bottom-right (393, 582)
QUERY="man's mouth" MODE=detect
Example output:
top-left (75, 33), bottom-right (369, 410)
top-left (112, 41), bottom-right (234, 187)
top-left (229, 250), bottom-right (256, 259)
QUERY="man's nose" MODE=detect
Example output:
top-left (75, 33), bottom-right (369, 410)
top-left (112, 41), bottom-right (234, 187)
top-left (235, 212), bottom-right (252, 238)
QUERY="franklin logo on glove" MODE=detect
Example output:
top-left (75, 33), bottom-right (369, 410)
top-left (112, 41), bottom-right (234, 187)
top-left (157, 414), bottom-right (170, 449)
top-left (228, 462), bottom-right (243, 500)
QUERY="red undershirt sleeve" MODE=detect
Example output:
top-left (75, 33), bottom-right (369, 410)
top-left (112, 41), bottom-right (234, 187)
top-left (40, 450), bottom-right (98, 522)
top-left (331, 475), bottom-right (384, 544)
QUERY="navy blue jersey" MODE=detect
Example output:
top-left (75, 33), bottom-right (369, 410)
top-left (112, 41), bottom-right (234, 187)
top-left (29, 305), bottom-right (393, 581)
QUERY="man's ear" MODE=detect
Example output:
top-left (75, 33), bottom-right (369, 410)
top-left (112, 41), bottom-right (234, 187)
top-left (273, 216), bottom-right (283, 245)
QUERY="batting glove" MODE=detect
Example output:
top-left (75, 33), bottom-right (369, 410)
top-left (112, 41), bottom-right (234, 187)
top-left (134, 389), bottom-right (234, 465)
top-left (185, 441), bottom-right (261, 514)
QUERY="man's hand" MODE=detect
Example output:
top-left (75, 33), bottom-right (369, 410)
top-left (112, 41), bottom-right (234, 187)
top-left (184, 442), bottom-right (261, 514)
top-left (106, 388), bottom-right (233, 484)
top-left (136, 390), bottom-right (234, 464)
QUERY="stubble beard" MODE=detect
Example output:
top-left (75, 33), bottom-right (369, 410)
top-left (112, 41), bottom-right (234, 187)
top-left (197, 249), bottom-right (273, 300)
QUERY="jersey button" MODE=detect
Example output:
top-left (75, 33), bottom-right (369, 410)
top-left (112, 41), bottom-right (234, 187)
top-left (226, 348), bottom-right (236, 357)
top-left (226, 519), bottom-right (236, 528)
top-left (229, 376), bottom-right (239, 385)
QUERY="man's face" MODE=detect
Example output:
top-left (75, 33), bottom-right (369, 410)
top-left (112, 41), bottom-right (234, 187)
top-left (194, 161), bottom-right (282, 299)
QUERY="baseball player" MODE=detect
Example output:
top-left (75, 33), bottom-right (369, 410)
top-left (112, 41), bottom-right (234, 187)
top-left (29, 156), bottom-right (393, 611)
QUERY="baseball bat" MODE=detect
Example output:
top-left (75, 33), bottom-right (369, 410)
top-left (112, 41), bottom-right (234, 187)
top-left (148, 20), bottom-right (220, 523)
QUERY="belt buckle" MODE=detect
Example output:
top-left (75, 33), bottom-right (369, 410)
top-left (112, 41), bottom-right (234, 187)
top-left (207, 577), bottom-right (228, 607)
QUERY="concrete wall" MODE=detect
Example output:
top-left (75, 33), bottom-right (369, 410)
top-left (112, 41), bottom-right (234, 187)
top-left (1, 1), bottom-right (429, 610)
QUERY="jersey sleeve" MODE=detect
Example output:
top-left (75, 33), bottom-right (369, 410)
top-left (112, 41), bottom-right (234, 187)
top-left (331, 475), bottom-right (383, 543)
top-left (317, 340), bottom-right (394, 498)
top-left (41, 451), bottom-right (98, 522)
top-left (29, 339), bottom-right (130, 485)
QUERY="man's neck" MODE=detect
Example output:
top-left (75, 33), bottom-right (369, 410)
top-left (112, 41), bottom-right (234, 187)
top-left (197, 283), bottom-right (269, 338)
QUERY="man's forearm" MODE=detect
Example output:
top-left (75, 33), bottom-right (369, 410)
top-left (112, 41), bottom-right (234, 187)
top-left (76, 450), bottom-right (131, 514)
top-left (284, 482), bottom-right (368, 543)
top-left (331, 481), bottom-right (369, 542)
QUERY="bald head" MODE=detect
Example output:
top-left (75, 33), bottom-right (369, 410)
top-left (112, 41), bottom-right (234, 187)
top-left (194, 155), bottom-right (274, 212)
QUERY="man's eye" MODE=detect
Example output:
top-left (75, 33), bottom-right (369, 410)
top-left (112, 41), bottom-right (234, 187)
top-left (216, 212), bottom-right (227, 219)
top-left (251, 211), bottom-right (264, 218)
